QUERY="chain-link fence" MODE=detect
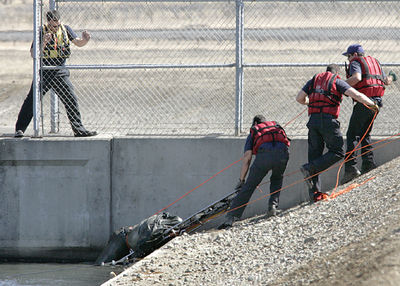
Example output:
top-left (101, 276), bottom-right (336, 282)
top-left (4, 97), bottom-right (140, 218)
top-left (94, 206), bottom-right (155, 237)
top-left (34, 0), bottom-right (400, 137)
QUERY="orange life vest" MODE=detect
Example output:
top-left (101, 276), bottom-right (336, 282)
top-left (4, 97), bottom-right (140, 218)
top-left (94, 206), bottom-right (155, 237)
top-left (250, 121), bottom-right (290, 154)
top-left (349, 56), bottom-right (385, 98)
top-left (308, 72), bottom-right (343, 118)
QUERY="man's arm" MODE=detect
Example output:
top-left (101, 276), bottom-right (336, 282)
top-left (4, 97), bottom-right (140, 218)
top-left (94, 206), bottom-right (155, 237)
top-left (344, 87), bottom-right (375, 106)
top-left (30, 33), bottom-right (52, 58)
top-left (239, 150), bottom-right (253, 181)
top-left (72, 30), bottom-right (91, 47)
top-left (296, 90), bottom-right (309, 105)
top-left (345, 72), bottom-right (362, 87)
top-left (383, 70), bottom-right (397, 85)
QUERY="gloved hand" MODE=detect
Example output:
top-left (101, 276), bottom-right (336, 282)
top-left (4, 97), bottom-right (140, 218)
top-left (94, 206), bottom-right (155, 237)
top-left (389, 70), bottom-right (397, 82)
top-left (368, 103), bottom-right (380, 114)
top-left (235, 179), bottom-right (245, 190)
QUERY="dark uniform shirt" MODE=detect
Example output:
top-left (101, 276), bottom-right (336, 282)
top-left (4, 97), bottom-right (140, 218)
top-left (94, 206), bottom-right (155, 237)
top-left (301, 76), bottom-right (351, 96)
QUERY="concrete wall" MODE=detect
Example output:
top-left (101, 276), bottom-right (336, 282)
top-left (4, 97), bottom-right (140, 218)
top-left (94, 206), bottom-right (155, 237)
top-left (0, 136), bottom-right (399, 261)
top-left (0, 138), bottom-right (112, 262)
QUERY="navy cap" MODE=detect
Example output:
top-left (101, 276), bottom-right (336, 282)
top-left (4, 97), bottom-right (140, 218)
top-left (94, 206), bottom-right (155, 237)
top-left (342, 44), bottom-right (364, 56)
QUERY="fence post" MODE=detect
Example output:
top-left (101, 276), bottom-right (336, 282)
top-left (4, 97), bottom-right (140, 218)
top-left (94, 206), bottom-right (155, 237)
top-left (235, 0), bottom-right (244, 136)
top-left (32, 0), bottom-right (41, 137)
top-left (49, 0), bottom-right (59, 133)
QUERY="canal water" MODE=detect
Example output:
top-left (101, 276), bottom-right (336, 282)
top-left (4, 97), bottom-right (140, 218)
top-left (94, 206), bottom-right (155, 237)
top-left (0, 263), bottom-right (125, 286)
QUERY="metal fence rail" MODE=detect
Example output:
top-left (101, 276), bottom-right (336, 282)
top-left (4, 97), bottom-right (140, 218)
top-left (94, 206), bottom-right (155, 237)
top-left (34, 0), bottom-right (400, 137)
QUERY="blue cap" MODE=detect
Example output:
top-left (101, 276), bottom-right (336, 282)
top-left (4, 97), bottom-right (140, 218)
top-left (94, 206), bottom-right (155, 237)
top-left (342, 44), bottom-right (364, 56)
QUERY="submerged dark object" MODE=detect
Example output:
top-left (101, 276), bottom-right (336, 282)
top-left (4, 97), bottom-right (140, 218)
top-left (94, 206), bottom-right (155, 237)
top-left (95, 212), bottom-right (182, 265)
top-left (95, 190), bottom-right (238, 266)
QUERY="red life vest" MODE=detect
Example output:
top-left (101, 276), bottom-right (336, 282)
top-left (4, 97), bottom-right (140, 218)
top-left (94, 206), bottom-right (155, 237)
top-left (250, 121), bottom-right (290, 154)
top-left (308, 72), bottom-right (343, 118)
top-left (349, 56), bottom-right (385, 98)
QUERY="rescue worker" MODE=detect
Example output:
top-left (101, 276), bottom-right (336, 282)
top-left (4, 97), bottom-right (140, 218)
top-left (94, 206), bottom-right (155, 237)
top-left (218, 115), bottom-right (290, 229)
top-left (341, 44), bottom-right (397, 183)
top-left (14, 10), bottom-right (97, 137)
top-left (296, 64), bottom-right (378, 202)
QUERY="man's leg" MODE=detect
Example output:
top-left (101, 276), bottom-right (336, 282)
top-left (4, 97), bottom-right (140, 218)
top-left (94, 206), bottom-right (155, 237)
top-left (314, 117), bottom-right (344, 171)
top-left (360, 111), bottom-right (377, 173)
top-left (344, 104), bottom-right (364, 171)
top-left (303, 117), bottom-right (325, 194)
top-left (53, 74), bottom-right (88, 135)
top-left (227, 159), bottom-right (268, 220)
top-left (268, 149), bottom-right (289, 215)
top-left (15, 83), bottom-right (34, 134)
top-left (343, 103), bottom-right (371, 183)
top-left (15, 77), bottom-right (51, 136)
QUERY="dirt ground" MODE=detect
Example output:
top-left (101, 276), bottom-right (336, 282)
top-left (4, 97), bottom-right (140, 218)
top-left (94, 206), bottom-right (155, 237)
top-left (275, 210), bottom-right (400, 286)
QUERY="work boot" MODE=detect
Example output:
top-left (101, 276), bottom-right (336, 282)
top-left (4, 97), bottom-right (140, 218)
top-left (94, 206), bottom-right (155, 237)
top-left (341, 167), bottom-right (361, 184)
top-left (361, 162), bottom-right (377, 174)
top-left (14, 130), bottom-right (24, 138)
top-left (300, 164), bottom-right (314, 189)
top-left (217, 216), bottom-right (238, 230)
top-left (268, 205), bottom-right (278, 217)
top-left (313, 191), bottom-right (328, 202)
top-left (74, 130), bottom-right (98, 137)
top-left (308, 188), bottom-right (316, 203)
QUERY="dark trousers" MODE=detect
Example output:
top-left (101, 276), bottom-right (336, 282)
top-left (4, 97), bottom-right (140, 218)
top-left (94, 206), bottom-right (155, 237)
top-left (345, 102), bottom-right (376, 170)
top-left (307, 113), bottom-right (345, 191)
top-left (15, 69), bottom-right (87, 134)
top-left (228, 147), bottom-right (289, 219)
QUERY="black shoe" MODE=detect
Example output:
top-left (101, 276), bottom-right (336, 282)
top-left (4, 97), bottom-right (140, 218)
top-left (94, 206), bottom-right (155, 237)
top-left (268, 205), bottom-right (277, 217)
top-left (217, 216), bottom-right (237, 230)
top-left (14, 130), bottom-right (24, 138)
top-left (341, 168), bottom-right (361, 184)
top-left (300, 164), bottom-right (314, 189)
top-left (308, 189), bottom-right (316, 203)
top-left (74, 130), bottom-right (98, 137)
top-left (361, 162), bottom-right (377, 174)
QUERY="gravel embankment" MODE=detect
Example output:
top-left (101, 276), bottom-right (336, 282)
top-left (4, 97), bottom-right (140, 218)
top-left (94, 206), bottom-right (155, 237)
top-left (102, 157), bottom-right (400, 286)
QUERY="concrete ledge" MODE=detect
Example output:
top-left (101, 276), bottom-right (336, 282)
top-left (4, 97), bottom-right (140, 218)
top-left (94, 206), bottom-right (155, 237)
top-left (0, 136), bottom-right (399, 261)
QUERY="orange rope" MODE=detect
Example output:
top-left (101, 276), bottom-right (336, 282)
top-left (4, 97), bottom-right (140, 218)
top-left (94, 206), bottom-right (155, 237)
top-left (257, 132), bottom-right (400, 189)
top-left (153, 104), bottom-right (398, 225)
top-left (154, 108), bottom-right (308, 215)
top-left (203, 134), bottom-right (399, 225)
top-left (328, 176), bottom-right (375, 200)
top-left (332, 105), bottom-right (378, 196)
top-left (283, 108), bottom-right (307, 128)
top-left (153, 156), bottom-right (244, 215)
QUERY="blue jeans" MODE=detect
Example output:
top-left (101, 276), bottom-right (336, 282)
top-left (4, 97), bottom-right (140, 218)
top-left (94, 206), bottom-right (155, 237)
top-left (228, 147), bottom-right (289, 219)
top-left (307, 113), bottom-right (345, 191)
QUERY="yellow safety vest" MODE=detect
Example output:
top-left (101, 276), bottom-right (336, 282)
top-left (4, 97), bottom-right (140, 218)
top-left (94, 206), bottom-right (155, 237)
top-left (43, 24), bottom-right (71, 59)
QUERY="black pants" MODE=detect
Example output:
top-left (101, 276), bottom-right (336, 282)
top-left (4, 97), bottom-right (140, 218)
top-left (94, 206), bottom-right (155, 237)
top-left (15, 69), bottom-right (87, 134)
top-left (307, 113), bottom-right (345, 191)
top-left (344, 102), bottom-right (376, 170)
top-left (228, 147), bottom-right (289, 219)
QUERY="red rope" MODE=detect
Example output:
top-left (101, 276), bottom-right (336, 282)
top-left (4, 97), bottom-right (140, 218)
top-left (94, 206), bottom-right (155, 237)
top-left (153, 156), bottom-right (244, 215)
top-left (154, 109), bottom-right (308, 214)
top-left (332, 105), bottom-right (378, 196)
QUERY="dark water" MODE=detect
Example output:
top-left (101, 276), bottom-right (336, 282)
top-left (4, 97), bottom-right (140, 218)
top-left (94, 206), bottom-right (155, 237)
top-left (0, 263), bottom-right (125, 286)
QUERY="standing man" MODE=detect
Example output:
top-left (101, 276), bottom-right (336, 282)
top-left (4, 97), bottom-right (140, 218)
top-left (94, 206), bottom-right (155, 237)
top-left (341, 44), bottom-right (396, 183)
top-left (218, 115), bottom-right (290, 229)
top-left (15, 10), bottom-right (97, 138)
top-left (296, 64), bottom-right (378, 202)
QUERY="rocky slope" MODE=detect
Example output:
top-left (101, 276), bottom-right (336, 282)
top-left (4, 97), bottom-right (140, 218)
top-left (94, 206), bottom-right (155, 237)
top-left (103, 157), bottom-right (400, 286)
